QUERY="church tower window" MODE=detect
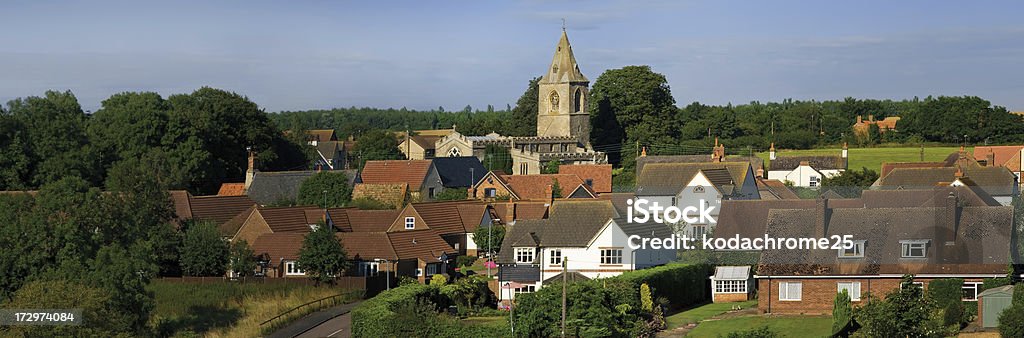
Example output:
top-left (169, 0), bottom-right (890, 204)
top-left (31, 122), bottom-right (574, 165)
top-left (574, 88), bottom-right (584, 112)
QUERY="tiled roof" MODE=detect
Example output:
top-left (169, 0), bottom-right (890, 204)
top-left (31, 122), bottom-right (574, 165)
top-left (410, 200), bottom-right (485, 235)
top-left (491, 201), bottom-right (550, 223)
top-left (636, 155), bottom-right (763, 175)
top-left (635, 162), bottom-right (750, 196)
top-left (307, 129), bottom-right (337, 142)
top-left (558, 164), bottom-right (613, 194)
top-left (337, 232), bottom-right (398, 261)
top-left (170, 190), bottom-right (193, 220)
top-left (432, 157), bottom-right (487, 188)
top-left (187, 195), bottom-right (256, 226)
top-left (316, 141), bottom-right (343, 162)
top-left (346, 210), bottom-right (400, 233)
top-left (258, 206), bottom-right (322, 233)
top-left (757, 205), bottom-right (1012, 276)
top-left (216, 183), bottom-right (246, 196)
top-left (769, 155), bottom-right (846, 171)
top-left (497, 200), bottom-right (618, 263)
top-left (246, 171), bottom-right (317, 205)
top-left (879, 162), bottom-right (946, 178)
top-left (219, 205), bottom-right (256, 236)
top-left (456, 204), bottom-right (488, 233)
top-left (351, 183), bottom-right (407, 209)
top-left (387, 229), bottom-right (456, 263)
top-left (755, 178), bottom-right (800, 200)
top-left (359, 160), bottom-right (432, 191)
top-left (499, 174), bottom-right (587, 200)
top-left (972, 146), bottom-right (1024, 167)
top-left (251, 233), bottom-right (305, 261)
top-left (543, 271), bottom-right (590, 284)
top-left (878, 166), bottom-right (1016, 196)
top-left (599, 192), bottom-right (636, 216)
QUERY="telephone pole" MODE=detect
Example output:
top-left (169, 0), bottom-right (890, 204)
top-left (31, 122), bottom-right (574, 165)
top-left (561, 257), bottom-right (567, 337)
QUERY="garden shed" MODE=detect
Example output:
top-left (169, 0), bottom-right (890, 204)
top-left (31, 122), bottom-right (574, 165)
top-left (978, 285), bottom-right (1014, 328)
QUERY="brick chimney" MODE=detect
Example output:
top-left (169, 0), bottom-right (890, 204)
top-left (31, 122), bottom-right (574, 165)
top-left (815, 197), bottom-right (830, 239)
top-left (936, 192), bottom-right (959, 245)
top-left (641, 146), bottom-right (647, 157)
top-left (711, 138), bottom-right (725, 162)
top-left (769, 143), bottom-right (776, 161)
top-left (546, 184), bottom-right (555, 202)
top-left (505, 200), bottom-right (515, 224)
top-left (986, 149), bottom-right (996, 167)
top-left (244, 147), bottom-right (257, 190)
top-left (756, 167), bottom-right (765, 179)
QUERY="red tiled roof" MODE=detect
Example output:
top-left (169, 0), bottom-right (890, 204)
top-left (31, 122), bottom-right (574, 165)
top-left (346, 210), bottom-right (400, 232)
top-left (189, 195), bottom-right (257, 226)
top-left (499, 174), bottom-right (586, 200)
top-left (217, 183), bottom-right (246, 196)
top-left (409, 200), bottom-right (484, 235)
top-left (337, 232), bottom-right (398, 261)
top-left (251, 233), bottom-right (305, 261)
top-left (387, 229), bottom-right (455, 263)
top-left (972, 146), bottom-right (1024, 167)
top-left (258, 206), bottom-right (322, 233)
top-left (360, 160), bottom-right (432, 191)
top-left (558, 164), bottom-right (612, 194)
top-left (456, 204), bottom-right (488, 233)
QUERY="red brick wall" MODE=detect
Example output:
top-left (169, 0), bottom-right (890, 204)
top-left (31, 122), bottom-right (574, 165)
top-left (757, 277), bottom-right (984, 315)
top-left (714, 293), bottom-right (749, 303)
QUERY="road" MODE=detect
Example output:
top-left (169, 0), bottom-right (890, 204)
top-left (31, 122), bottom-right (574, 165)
top-left (267, 301), bottom-right (361, 338)
top-left (295, 311), bottom-right (352, 338)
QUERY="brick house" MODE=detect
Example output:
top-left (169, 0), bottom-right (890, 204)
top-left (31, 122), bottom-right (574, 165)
top-left (471, 171), bottom-right (596, 201)
top-left (392, 200), bottom-right (492, 256)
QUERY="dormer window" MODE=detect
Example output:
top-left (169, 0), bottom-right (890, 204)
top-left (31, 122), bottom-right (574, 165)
top-left (900, 240), bottom-right (928, 258)
top-left (838, 240), bottom-right (865, 258)
top-left (515, 247), bottom-right (535, 264)
top-left (404, 217), bottom-right (415, 230)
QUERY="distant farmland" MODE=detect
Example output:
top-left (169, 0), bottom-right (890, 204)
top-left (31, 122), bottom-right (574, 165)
top-left (756, 146), bottom-right (967, 172)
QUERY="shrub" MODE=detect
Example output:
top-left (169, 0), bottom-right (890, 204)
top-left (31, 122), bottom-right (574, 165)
top-left (725, 326), bottom-right (779, 338)
top-left (998, 303), bottom-right (1024, 338)
top-left (179, 221), bottom-right (228, 277)
top-left (926, 278), bottom-right (964, 327)
top-left (982, 277), bottom-right (1011, 290)
top-left (430, 274), bottom-right (448, 286)
top-left (351, 284), bottom-right (447, 337)
top-left (832, 289), bottom-right (852, 337)
top-left (455, 255), bottom-right (477, 268)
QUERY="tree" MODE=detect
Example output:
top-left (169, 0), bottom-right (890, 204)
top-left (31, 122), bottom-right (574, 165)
top-left (821, 167), bottom-right (879, 198)
top-left (229, 240), bottom-right (257, 278)
top-left (87, 92), bottom-right (169, 166)
top-left (297, 171), bottom-right (353, 208)
top-left (297, 221), bottom-right (349, 284)
top-left (856, 275), bottom-right (941, 337)
top-left (588, 66), bottom-right (677, 166)
top-left (472, 224), bottom-right (506, 256)
top-left (999, 304), bottom-right (1024, 338)
top-left (542, 160), bottom-right (560, 174)
top-left (0, 115), bottom-right (32, 190)
top-left (506, 77), bottom-right (540, 136)
top-left (6, 90), bottom-right (101, 187)
top-left (351, 129), bottom-right (402, 168)
top-left (179, 221), bottom-right (229, 277)
top-left (3, 278), bottom-right (136, 337)
top-left (832, 289), bottom-right (853, 337)
top-left (550, 178), bottom-right (562, 198)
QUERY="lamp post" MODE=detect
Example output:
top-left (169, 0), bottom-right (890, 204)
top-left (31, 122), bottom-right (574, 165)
top-left (374, 258), bottom-right (390, 291)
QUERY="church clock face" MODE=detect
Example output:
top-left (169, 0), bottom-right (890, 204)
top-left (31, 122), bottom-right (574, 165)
top-left (549, 91), bottom-right (559, 113)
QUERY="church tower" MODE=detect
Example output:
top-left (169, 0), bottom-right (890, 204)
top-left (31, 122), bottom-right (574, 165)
top-left (536, 29), bottom-right (591, 147)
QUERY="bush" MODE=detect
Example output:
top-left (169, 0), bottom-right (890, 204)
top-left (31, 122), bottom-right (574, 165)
top-left (180, 221), bottom-right (229, 277)
top-left (725, 326), bottom-right (779, 338)
top-left (926, 278), bottom-right (964, 327)
top-left (998, 304), bottom-right (1024, 338)
top-left (982, 277), bottom-right (1011, 290)
top-left (351, 284), bottom-right (447, 337)
top-left (455, 255), bottom-right (477, 268)
top-left (832, 289), bottom-right (853, 337)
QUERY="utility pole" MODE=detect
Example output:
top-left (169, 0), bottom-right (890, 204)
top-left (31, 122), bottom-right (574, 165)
top-left (561, 257), bottom-right (568, 338)
top-left (405, 125), bottom-right (411, 160)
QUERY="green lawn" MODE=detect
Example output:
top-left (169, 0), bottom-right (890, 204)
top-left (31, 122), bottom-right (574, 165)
top-left (756, 146), bottom-right (965, 172)
top-left (686, 315), bottom-right (833, 338)
top-left (665, 300), bottom-right (757, 329)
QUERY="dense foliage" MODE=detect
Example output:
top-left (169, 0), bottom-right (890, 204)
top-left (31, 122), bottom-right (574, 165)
top-left (297, 221), bottom-right (349, 284)
top-left (926, 278), bottom-right (966, 327)
top-left (855, 275), bottom-right (944, 337)
top-left (351, 282), bottom-right (502, 337)
top-left (832, 289), bottom-right (853, 337)
top-left (472, 224), bottom-right (505, 256)
top-left (229, 240), bottom-right (257, 278)
top-left (821, 167), bottom-right (880, 198)
top-left (180, 221), bottom-right (229, 277)
top-left (997, 284), bottom-right (1024, 337)
top-left (297, 171), bottom-right (353, 208)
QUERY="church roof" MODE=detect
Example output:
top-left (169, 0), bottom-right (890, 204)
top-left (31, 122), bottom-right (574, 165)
top-left (541, 30), bottom-right (588, 84)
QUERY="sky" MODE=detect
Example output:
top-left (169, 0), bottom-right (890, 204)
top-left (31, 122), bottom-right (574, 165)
top-left (1, 0), bottom-right (1022, 113)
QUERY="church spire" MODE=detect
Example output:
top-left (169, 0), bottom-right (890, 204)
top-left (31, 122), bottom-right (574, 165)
top-left (542, 29), bottom-right (588, 84)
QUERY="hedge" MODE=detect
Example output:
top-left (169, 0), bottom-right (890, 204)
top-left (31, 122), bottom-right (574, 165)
top-left (350, 284), bottom-right (446, 337)
top-left (615, 263), bottom-right (712, 309)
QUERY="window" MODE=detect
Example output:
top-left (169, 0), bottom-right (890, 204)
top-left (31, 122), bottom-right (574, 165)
top-left (405, 217), bottom-right (415, 230)
top-left (425, 264), bottom-right (439, 276)
top-left (574, 88), bottom-right (583, 112)
top-left (359, 262), bottom-right (379, 276)
top-left (671, 197), bottom-right (677, 206)
top-left (837, 282), bottom-right (862, 301)
top-left (429, 188), bottom-right (436, 198)
top-left (485, 188), bottom-right (496, 197)
top-left (600, 248), bottom-right (623, 265)
top-left (515, 247), bottom-right (535, 264)
top-left (549, 249), bottom-right (562, 265)
top-left (285, 261), bottom-right (304, 276)
top-left (962, 282), bottom-right (982, 301)
top-left (415, 268), bottom-right (423, 277)
top-left (693, 186), bottom-right (705, 193)
top-left (809, 176), bottom-right (819, 187)
top-left (901, 281), bottom-right (925, 290)
top-left (714, 280), bottom-right (747, 294)
top-left (839, 240), bottom-right (865, 258)
top-left (900, 240), bottom-right (928, 258)
top-left (691, 225), bottom-right (707, 239)
top-left (514, 285), bottom-right (536, 295)
top-left (779, 282), bottom-right (802, 301)
top-left (448, 147), bottom-right (461, 157)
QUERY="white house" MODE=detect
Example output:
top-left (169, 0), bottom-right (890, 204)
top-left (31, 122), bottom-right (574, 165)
top-left (635, 161), bottom-right (760, 237)
top-left (766, 143), bottom-right (848, 188)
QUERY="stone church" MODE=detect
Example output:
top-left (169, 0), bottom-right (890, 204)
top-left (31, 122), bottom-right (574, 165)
top-left (423, 29), bottom-right (607, 174)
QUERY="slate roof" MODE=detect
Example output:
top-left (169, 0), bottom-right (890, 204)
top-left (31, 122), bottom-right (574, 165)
top-left (387, 229), bottom-right (456, 263)
top-left (543, 271), bottom-right (591, 284)
top-left (559, 164), bottom-right (613, 194)
top-left (432, 157), bottom-right (487, 188)
top-left (351, 183), bottom-right (407, 209)
top-left (359, 160), bottom-right (432, 191)
top-left (497, 200), bottom-right (619, 263)
top-left (635, 162), bottom-right (751, 196)
top-left (636, 155), bottom-right (763, 175)
top-left (756, 205), bottom-right (1012, 276)
top-left (769, 155), bottom-right (846, 171)
top-left (316, 141), bottom-right (344, 163)
top-left (755, 178), bottom-right (800, 200)
top-left (337, 232), bottom-right (398, 261)
top-left (246, 171), bottom-right (317, 205)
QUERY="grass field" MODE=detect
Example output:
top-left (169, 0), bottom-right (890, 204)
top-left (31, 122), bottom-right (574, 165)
top-left (756, 146), bottom-right (966, 172)
top-left (686, 315), bottom-right (833, 338)
top-left (665, 300), bottom-right (758, 329)
top-left (149, 280), bottom-right (361, 338)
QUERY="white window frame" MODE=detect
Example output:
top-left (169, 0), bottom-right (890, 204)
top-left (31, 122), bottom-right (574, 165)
top-left (900, 240), bottom-right (928, 258)
top-left (901, 281), bottom-right (925, 289)
top-left (515, 247), bottom-right (535, 264)
top-left (425, 263), bottom-right (439, 276)
top-left (404, 217), bottom-right (415, 230)
top-left (549, 249), bottom-right (562, 265)
top-left (691, 224), bottom-right (707, 239)
top-left (284, 261), bottom-right (305, 276)
top-left (415, 268), bottom-right (423, 277)
top-left (838, 240), bottom-right (865, 258)
top-left (714, 280), bottom-right (747, 294)
top-left (600, 248), bottom-right (623, 265)
top-left (837, 282), bottom-right (862, 301)
top-left (359, 262), bottom-right (379, 276)
top-left (485, 188), bottom-right (496, 198)
top-left (779, 282), bottom-right (802, 301)
top-left (962, 282), bottom-right (982, 301)
top-left (514, 285), bottom-right (536, 295)
top-left (809, 176), bottom-right (819, 187)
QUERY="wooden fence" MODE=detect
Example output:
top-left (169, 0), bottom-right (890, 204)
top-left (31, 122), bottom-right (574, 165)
top-left (155, 276), bottom-right (375, 290)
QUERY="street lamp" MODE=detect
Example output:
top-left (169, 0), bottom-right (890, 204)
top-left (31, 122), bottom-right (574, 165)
top-left (374, 258), bottom-right (391, 291)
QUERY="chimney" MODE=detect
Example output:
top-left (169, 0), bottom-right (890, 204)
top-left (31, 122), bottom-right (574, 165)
top-left (815, 197), bottom-right (829, 240)
top-left (987, 149), bottom-right (996, 167)
top-left (856, 115), bottom-right (863, 124)
top-left (640, 146), bottom-right (647, 157)
top-left (769, 143), bottom-right (776, 161)
top-left (938, 192), bottom-right (959, 244)
top-left (868, 114), bottom-right (874, 122)
top-left (244, 147), bottom-right (257, 190)
top-left (505, 200), bottom-right (516, 223)
top-left (756, 167), bottom-right (765, 179)
top-left (954, 166), bottom-right (964, 178)
top-left (546, 184), bottom-right (555, 202)
top-left (841, 142), bottom-right (849, 169)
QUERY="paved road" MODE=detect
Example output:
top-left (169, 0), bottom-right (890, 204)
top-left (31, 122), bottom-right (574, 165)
top-left (296, 311), bottom-right (352, 338)
top-left (267, 301), bottom-right (361, 338)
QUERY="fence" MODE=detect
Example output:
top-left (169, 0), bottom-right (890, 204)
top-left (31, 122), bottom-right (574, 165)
top-left (156, 276), bottom-right (374, 290)
top-left (258, 292), bottom-right (353, 331)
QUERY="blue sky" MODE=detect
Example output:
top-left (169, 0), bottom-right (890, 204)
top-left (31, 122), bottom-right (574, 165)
top-left (1, 0), bottom-right (1022, 112)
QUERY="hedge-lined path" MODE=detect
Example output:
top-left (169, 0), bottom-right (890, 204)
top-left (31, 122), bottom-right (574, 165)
top-left (267, 301), bottom-right (362, 338)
